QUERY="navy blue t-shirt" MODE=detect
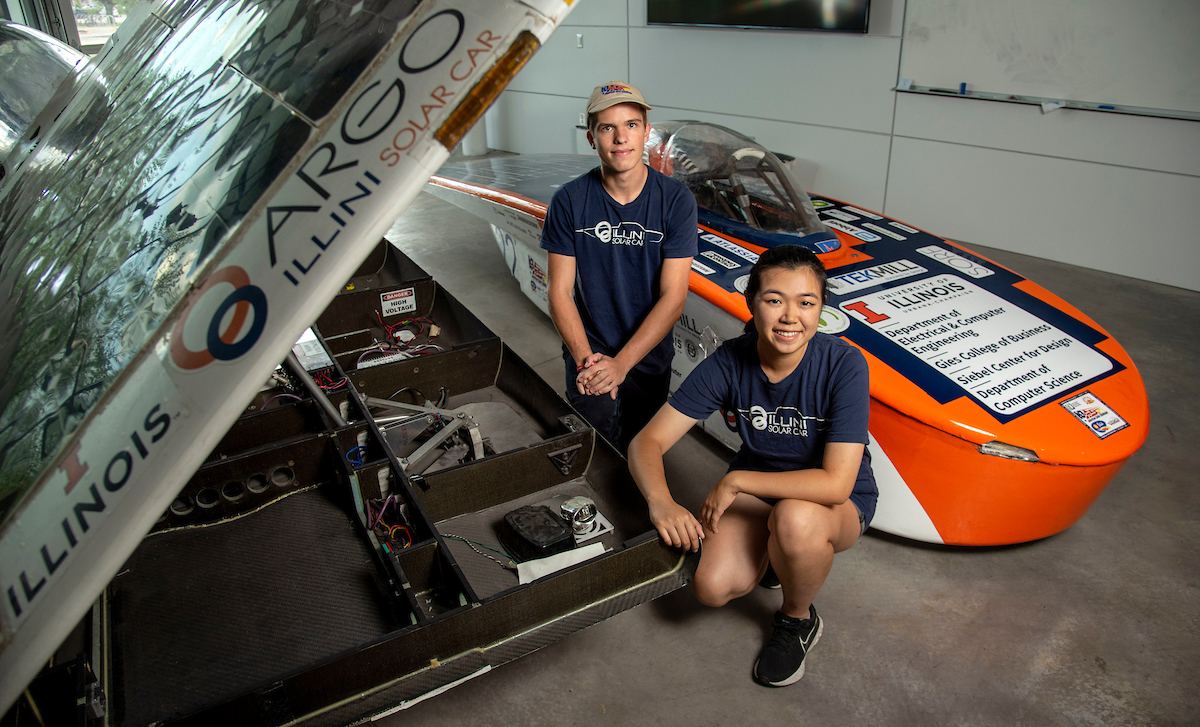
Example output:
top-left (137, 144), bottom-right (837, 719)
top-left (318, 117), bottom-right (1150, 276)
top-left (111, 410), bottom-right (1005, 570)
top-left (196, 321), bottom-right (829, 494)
top-left (669, 331), bottom-right (878, 522)
top-left (539, 166), bottom-right (697, 374)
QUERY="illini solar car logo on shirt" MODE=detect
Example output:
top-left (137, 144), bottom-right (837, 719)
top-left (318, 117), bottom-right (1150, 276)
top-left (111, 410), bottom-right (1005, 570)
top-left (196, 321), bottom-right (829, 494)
top-left (739, 406), bottom-right (826, 436)
top-left (577, 220), bottom-right (664, 246)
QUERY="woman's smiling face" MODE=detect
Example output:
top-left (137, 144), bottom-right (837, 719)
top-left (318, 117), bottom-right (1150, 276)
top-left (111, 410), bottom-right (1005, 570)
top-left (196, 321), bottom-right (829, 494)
top-left (752, 266), bottom-right (824, 360)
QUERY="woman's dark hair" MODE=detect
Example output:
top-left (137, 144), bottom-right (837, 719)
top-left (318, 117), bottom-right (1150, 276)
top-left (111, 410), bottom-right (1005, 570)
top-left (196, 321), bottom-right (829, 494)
top-left (743, 244), bottom-right (828, 308)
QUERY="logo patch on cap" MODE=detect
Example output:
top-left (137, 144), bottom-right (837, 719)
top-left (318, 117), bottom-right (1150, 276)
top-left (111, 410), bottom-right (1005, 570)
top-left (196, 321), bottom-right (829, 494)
top-left (601, 84), bottom-right (632, 95)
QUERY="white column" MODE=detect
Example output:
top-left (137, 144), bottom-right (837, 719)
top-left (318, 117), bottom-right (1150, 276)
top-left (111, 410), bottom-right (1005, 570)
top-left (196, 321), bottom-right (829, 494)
top-left (461, 116), bottom-right (489, 157)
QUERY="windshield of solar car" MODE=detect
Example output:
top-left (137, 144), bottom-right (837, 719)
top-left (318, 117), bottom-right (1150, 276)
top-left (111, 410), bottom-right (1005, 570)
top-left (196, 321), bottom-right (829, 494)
top-left (645, 121), bottom-right (827, 238)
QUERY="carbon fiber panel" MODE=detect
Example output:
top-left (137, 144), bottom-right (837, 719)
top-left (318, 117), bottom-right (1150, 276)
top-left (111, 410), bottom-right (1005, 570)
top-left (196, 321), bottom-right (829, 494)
top-left (108, 487), bottom-right (394, 725)
top-left (301, 553), bottom-right (695, 726)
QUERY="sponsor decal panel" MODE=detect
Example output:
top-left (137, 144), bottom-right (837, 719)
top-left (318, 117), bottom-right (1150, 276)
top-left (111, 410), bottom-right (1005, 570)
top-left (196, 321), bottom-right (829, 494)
top-left (824, 218), bottom-right (882, 242)
top-left (916, 245), bottom-right (993, 279)
top-left (691, 260), bottom-right (717, 275)
top-left (1060, 391), bottom-right (1129, 439)
top-left (862, 222), bottom-right (906, 240)
top-left (381, 287), bottom-right (417, 316)
top-left (840, 274), bottom-right (1112, 416)
top-left (890, 221), bottom-right (920, 234)
top-left (811, 199), bottom-right (833, 209)
top-left (827, 260), bottom-right (927, 295)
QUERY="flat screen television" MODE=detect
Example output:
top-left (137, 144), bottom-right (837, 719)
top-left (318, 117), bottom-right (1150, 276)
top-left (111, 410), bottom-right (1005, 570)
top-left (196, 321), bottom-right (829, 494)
top-left (647, 0), bottom-right (870, 34)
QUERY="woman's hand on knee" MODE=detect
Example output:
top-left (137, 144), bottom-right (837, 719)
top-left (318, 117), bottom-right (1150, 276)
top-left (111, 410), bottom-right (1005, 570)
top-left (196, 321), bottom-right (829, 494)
top-left (699, 475), bottom-right (740, 534)
top-left (648, 499), bottom-right (704, 552)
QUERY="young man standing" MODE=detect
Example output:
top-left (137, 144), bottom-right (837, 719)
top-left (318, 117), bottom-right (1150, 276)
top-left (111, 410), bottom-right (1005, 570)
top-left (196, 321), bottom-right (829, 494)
top-left (539, 81), bottom-right (697, 454)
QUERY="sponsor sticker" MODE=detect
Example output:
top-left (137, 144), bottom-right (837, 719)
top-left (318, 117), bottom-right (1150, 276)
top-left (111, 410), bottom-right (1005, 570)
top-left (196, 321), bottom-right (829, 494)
top-left (700, 251), bottom-right (738, 269)
top-left (862, 222), bottom-right (906, 241)
top-left (843, 206), bottom-right (883, 220)
top-left (692, 260), bottom-right (717, 275)
top-left (811, 199), bottom-right (833, 209)
top-left (822, 208), bottom-right (860, 222)
top-left (824, 219), bottom-right (882, 242)
top-left (493, 206), bottom-right (541, 243)
top-left (381, 287), bottom-right (416, 317)
top-left (734, 274), bottom-right (750, 293)
top-left (916, 245), bottom-right (993, 278)
top-left (827, 260), bottom-right (927, 295)
top-left (527, 255), bottom-right (548, 299)
top-left (1060, 391), bottom-right (1129, 439)
top-left (818, 305), bottom-right (851, 334)
top-left (840, 274), bottom-right (1112, 416)
top-left (890, 221), bottom-right (920, 234)
top-left (701, 233), bottom-right (759, 262)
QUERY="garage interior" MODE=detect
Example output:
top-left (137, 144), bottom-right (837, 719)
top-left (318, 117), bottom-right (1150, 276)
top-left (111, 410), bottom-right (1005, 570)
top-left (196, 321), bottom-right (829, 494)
top-left (1, 0), bottom-right (1196, 722)
top-left (375, 184), bottom-right (1197, 725)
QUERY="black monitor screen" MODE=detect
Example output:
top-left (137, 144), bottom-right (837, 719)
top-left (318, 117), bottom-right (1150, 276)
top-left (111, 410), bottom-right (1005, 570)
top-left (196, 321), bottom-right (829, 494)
top-left (648, 0), bottom-right (870, 34)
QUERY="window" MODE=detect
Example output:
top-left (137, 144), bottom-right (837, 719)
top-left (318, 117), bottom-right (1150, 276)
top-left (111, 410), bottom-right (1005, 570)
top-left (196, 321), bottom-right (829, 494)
top-left (1, 0), bottom-right (120, 54)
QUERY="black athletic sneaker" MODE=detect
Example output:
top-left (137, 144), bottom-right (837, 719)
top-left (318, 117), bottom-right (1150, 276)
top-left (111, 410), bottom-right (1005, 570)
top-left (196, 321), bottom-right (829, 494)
top-left (753, 606), bottom-right (823, 687)
top-left (758, 563), bottom-right (782, 590)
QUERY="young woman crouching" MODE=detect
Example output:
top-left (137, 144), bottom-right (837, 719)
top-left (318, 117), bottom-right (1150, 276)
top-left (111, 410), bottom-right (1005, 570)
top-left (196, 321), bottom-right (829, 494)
top-left (628, 244), bottom-right (877, 687)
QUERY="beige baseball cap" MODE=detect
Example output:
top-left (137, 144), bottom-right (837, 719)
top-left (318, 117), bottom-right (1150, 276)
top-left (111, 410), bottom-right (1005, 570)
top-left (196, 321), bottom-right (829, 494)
top-left (586, 81), bottom-right (651, 115)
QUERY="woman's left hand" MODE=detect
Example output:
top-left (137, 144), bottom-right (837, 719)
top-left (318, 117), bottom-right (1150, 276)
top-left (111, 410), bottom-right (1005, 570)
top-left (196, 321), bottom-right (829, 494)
top-left (699, 474), bottom-right (740, 533)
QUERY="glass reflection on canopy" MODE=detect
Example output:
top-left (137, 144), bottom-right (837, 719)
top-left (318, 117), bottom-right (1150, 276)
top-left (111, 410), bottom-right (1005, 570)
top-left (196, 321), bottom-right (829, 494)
top-left (644, 121), bottom-right (834, 250)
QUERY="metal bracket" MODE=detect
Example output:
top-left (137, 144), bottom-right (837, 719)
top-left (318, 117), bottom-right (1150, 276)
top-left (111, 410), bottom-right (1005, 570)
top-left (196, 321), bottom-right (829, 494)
top-left (369, 396), bottom-right (484, 475)
top-left (398, 414), bottom-right (485, 475)
top-left (547, 443), bottom-right (582, 475)
top-left (84, 680), bottom-right (107, 718)
top-left (380, 413), bottom-right (438, 451)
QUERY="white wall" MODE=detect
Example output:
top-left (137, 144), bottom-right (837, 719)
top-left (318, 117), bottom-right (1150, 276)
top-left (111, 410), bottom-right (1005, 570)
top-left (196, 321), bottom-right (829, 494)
top-left (485, 0), bottom-right (1200, 292)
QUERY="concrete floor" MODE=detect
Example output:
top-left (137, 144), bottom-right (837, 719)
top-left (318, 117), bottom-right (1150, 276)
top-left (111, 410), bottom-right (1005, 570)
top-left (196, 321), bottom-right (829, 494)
top-left (381, 188), bottom-right (1199, 726)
